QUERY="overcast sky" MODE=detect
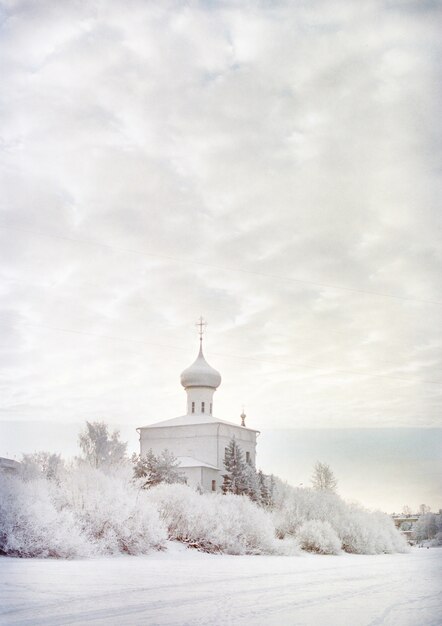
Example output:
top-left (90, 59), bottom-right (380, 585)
top-left (1, 1), bottom-right (441, 507)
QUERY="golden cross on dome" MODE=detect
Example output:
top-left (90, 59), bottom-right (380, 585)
top-left (196, 316), bottom-right (207, 342)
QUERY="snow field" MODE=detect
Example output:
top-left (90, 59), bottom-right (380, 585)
top-left (0, 546), bottom-right (440, 625)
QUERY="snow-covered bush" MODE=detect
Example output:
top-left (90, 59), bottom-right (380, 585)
top-left (0, 474), bottom-right (89, 558)
top-left (297, 520), bottom-right (341, 555)
top-left (431, 532), bottom-right (442, 546)
top-left (1, 452), bottom-right (407, 559)
top-left (273, 482), bottom-right (408, 554)
top-left (339, 508), bottom-right (407, 554)
top-left (413, 513), bottom-right (442, 543)
top-left (147, 483), bottom-right (292, 555)
top-left (60, 466), bottom-right (167, 555)
top-left (0, 466), bottom-right (166, 558)
top-left (20, 452), bottom-right (65, 482)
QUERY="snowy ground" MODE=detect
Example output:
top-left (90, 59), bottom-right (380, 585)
top-left (0, 544), bottom-right (441, 626)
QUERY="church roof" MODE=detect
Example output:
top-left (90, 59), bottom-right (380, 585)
top-left (138, 414), bottom-right (260, 433)
top-left (176, 456), bottom-right (219, 470)
top-left (180, 341), bottom-right (221, 389)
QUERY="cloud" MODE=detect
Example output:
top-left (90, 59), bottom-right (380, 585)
top-left (0, 0), bottom-right (441, 430)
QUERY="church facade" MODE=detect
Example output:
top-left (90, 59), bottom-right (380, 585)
top-left (137, 330), bottom-right (259, 492)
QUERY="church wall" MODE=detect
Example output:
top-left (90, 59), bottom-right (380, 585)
top-left (180, 466), bottom-right (203, 488)
top-left (201, 467), bottom-right (221, 492)
top-left (140, 422), bottom-right (258, 471)
top-left (181, 466), bottom-right (220, 492)
top-left (140, 424), bottom-right (221, 467)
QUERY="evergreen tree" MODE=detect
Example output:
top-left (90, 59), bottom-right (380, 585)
top-left (268, 474), bottom-right (276, 508)
top-left (257, 469), bottom-right (271, 507)
top-left (132, 449), bottom-right (159, 489)
top-left (157, 449), bottom-right (186, 485)
top-left (244, 463), bottom-right (261, 503)
top-left (132, 449), bottom-right (185, 489)
top-left (222, 437), bottom-right (248, 495)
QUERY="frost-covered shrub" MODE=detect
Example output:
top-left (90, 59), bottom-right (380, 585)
top-left (431, 532), bottom-right (442, 546)
top-left (1, 457), bottom-right (408, 559)
top-left (339, 508), bottom-right (407, 554)
top-left (297, 520), bottom-right (341, 555)
top-left (0, 474), bottom-right (89, 558)
top-left (273, 487), bottom-right (342, 538)
top-left (0, 467), bottom-right (166, 558)
top-left (20, 452), bottom-right (65, 482)
top-left (60, 466), bottom-right (167, 555)
top-left (413, 513), bottom-right (442, 543)
top-left (273, 482), bottom-right (408, 555)
top-left (147, 483), bottom-right (292, 555)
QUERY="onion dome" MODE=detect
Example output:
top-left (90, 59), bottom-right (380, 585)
top-left (180, 342), bottom-right (222, 389)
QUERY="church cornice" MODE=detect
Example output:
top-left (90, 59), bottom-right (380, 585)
top-left (138, 417), bottom-right (260, 433)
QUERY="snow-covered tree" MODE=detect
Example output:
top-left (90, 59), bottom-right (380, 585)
top-left (132, 449), bottom-right (158, 489)
top-left (272, 481), bottom-right (408, 554)
top-left (157, 450), bottom-right (186, 485)
top-left (257, 470), bottom-right (270, 506)
top-left (244, 463), bottom-right (261, 503)
top-left (0, 460), bottom-right (410, 558)
top-left (418, 504), bottom-right (431, 515)
top-left (413, 513), bottom-right (439, 542)
top-left (311, 461), bottom-right (338, 492)
top-left (402, 505), bottom-right (413, 516)
top-left (20, 452), bottom-right (64, 482)
top-left (78, 421), bottom-right (127, 469)
top-left (221, 440), bottom-right (270, 504)
top-left (132, 449), bottom-right (185, 489)
top-left (222, 437), bottom-right (248, 496)
top-left (268, 474), bottom-right (276, 507)
top-left (256, 470), bottom-right (275, 508)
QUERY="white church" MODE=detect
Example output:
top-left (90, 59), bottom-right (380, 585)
top-left (137, 320), bottom-right (259, 492)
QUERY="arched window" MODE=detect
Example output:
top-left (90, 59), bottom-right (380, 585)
top-left (210, 402), bottom-right (212, 414)
top-left (191, 402), bottom-right (195, 413)
top-left (201, 401), bottom-right (205, 413)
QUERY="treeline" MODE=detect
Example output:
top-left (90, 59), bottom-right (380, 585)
top-left (0, 421), bottom-right (409, 558)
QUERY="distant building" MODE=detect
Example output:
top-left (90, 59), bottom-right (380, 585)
top-left (0, 457), bottom-right (20, 474)
top-left (392, 514), bottom-right (420, 543)
top-left (138, 321), bottom-right (259, 492)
